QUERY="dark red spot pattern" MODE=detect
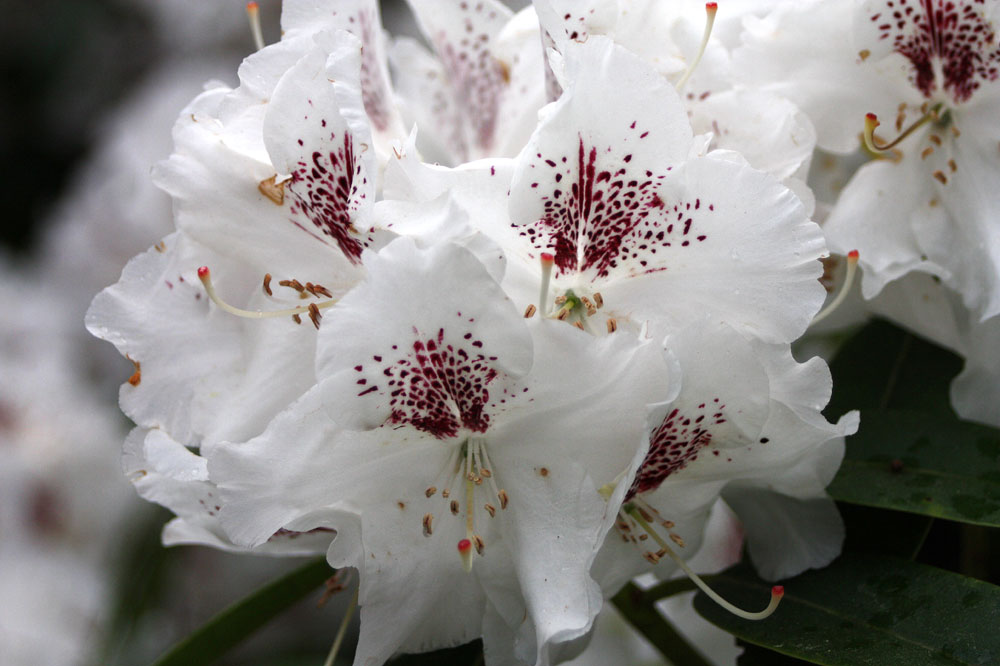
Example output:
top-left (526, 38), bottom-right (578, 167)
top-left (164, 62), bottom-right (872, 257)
top-left (869, 0), bottom-right (1000, 102)
top-left (421, 0), bottom-right (508, 158)
top-left (352, 326), bottom-right (506, 439)
top-left (287, 132), bottom-right (372, 263)
top-left (518, 135), bottom-right (710, 279)
top-left (625, 400), bottom-right (728, 500)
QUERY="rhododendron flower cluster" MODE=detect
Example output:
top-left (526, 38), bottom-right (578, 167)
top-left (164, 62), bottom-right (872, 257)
top-left (85, 0), bottom-right (1000, 664)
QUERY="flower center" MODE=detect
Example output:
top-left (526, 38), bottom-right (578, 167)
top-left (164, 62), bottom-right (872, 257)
top-left (422, 438), bottom-right (509, 572)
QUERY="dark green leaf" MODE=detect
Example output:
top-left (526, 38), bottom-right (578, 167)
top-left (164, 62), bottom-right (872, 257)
top-left (151, 558), bottom-right (333, 666)
top-left (693, 553), bottom-right (1000, 665)
top-left (828, 410), bottom-right (1000, 527)
top-left (838, 502), bottom-right (933, 560)
top-left (825, 319), bottom-right (962, 418)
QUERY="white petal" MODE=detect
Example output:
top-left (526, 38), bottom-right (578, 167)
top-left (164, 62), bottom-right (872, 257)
top-left (722, 486), bottom-right (844, 581)
top-left (315, 238), bottom-right (532, 436)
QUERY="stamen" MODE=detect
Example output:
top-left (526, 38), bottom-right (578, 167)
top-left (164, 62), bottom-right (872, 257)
top-left (473, 534), bottom-right (485, 555)
top-left (626, 507), bottom-right (783, 621)
top-left (606, 318), bottom-right (617, 333)
top-left (321, 587), bottom-right (359, 666)
top-left (485, 503), bottom-right (496, 517)
top-left (198, 267), bottom-right (337, 320)
top-left (477, 445), bottom-right (506, 509)
top-left (422, 513), bottom-right (434, 536)
top-left (676, 3), bottom-right (718, 90)
top-left (811, 251), bottom-right (859, 325)
top-left (451, 500), bottom-right (460, 515)
top-left (262, 273), bottom-right (273, 296)
top-left (246, 2), bottom-right (265, 51)
top-left (593, 292), bottom-right (604, 308)
top-left (425, 486), bottom-right (437, 498)
top-left (864, 108), bottom-right (939, 153)
top-left (539, 253), bottom-right (554, 315)
top-left (524, 304), bottom-right (537, 318)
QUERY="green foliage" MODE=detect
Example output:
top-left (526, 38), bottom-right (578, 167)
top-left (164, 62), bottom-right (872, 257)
top-left (691, 553), bottom-right (1000, 666)
top-left (150, 558), bottom-right (333, 666)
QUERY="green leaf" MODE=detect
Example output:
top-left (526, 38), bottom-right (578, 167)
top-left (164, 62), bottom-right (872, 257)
top-left (151, 557), bottom-right (333, 666)
top-left (387, 641), bottom-right (483, 665)
top-left (828, 410), bottom-right (1000, 527)
top-left (825, 319), bottom-right (962, 418)
top-left (693, 553), bottom-right (1000, 665)
top-left (838, 502), bottom-right (932, 560)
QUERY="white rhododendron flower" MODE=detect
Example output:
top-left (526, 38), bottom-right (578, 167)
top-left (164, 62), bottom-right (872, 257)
top-left (536, 0), bottom-right (817, 193)
top-left (593, 321), bottom-right (858, 600)
top-left (739, 0), bottom-right (1000, 320)
top-left (81, 2), bottom-right (880, 664)
top-left (211, 238), bottom-right (676, 665)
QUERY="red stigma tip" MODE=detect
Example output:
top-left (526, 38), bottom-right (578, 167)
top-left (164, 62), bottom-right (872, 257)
top-left (848, 250), bottom-right (859, 259)
top-left (246, 1), bottom-right (259, 9)
top-left (865, 112), bottom-right (878, 121)
top-left (540, 253), bottom-right (554, 262)
top-left (457, 538), bottom-right (472, 552)
top-left (197, 266), bottom-right (210, 278)
top-left (706, 2), bottom-right (718, 9)
top-left (772, 585), bottom-right (784, 597)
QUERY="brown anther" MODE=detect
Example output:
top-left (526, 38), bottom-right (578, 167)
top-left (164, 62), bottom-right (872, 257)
top-left (554, 295), bottom-right (567, 305)
top-left (655, 548), bottom-right (667, 558)
top-left (643, 551), bottom-right (661, 565)
top-left (305, 282), bottom-right (318, 296)
top-left (154, 241), bottom-right (166, 253)
top-left (484, 503), bottom-right (496, 517)
top-left (593, 292), bottom-right (604, 308)
top-left (933, 170), bottom-right (948, 185)
top-left (948, 159), bottom-right (957, 172)
top-left (581, 296), bottom-right (593, 309)
top-left (262, 273), bottom-right (273, 296)
top-left (258, 175), bottom-right (285, 205)
top-left (638, 534), bottom-right (648, 541)
top-left (637, 507), bottom-right (653, 522)
top-left (312, 283), bottom-right (333, 298)
top-left (480, 469), bottom-right (492, 478)
top-left (450, 500), bottom-right (460, 515)
top-left (661, 520), bottom-right (675, 529)
top-left (397, 501), bottom-right (406, 510)
top-left (279, 279), bottom-right (305, 292)
top-left (929, 134), bottom-right (942, 146)
top-left (572, 321), bottom-right (585, 330)
top-left (586, 306), bottom-right (598, 317)
top-left (498, 490), bottom-right (509, 509)
top-left (473, 535), bottom-right (485, 555)
top-left (499, 60), bottom-right (511, 83)
top-left (474, 476), bottom-right (483, 486)
top-left (422, 513), bottom-right (434, 536)
top-left (442, 489), bottom-right (450, 499)
top-left (538, 467), bottom-right (549, 477)
top-left (895, 113), bottom-right (905, 131)
top-left (425, 486), bottom-right (437, 498)
top-left (524, 304), bottom-right (537, 318)
top-left (858, 49), bottom-right (870, 61)
top-left (921, 147), bottom-right (934, 160)
top-left (606, 318), bottom-right (618, 333)
top-left (308, 302), bottom-right (322, 329)
top-left (951, 126), bottom-right (961, 138)
top-left (126, 356), bottom-right (141, 387)
top-left (669, 533), bottom-right (686, 547)
top-left (556, 307), bottom-right (571, 321)
top-left (292, 314), bottom-right (302, 325)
